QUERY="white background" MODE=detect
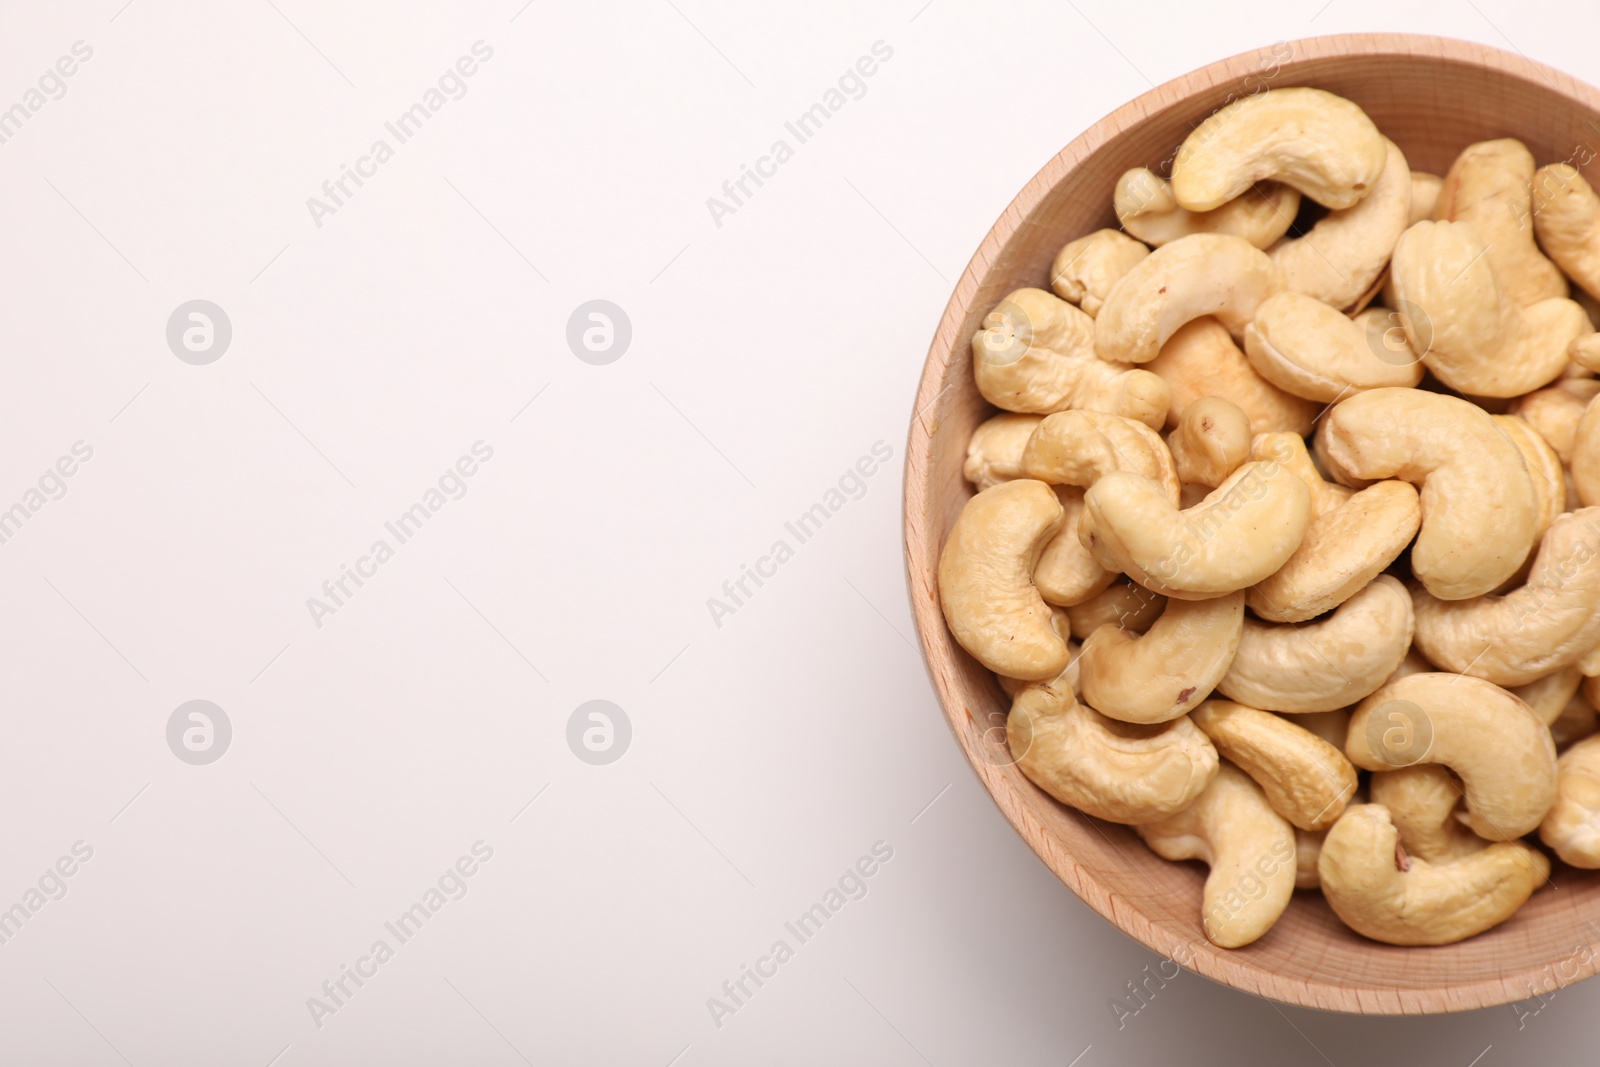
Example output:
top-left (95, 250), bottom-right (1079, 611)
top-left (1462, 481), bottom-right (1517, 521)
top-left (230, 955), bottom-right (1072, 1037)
top-left (2, 1), bottom-right (1598, 1064)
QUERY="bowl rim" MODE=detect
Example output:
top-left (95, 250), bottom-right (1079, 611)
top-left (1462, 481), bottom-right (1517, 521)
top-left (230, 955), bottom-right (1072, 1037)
top-left (901, 31), bottom-right (1600, 1014)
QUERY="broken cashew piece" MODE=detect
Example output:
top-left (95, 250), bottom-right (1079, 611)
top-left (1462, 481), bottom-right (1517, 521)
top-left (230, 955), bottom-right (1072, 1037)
top-left (1368, 765), bottom-right (1483, 864)
top-left (1243, 291), bottom-right (1425, 401)
top-left (1137, 764), bottom-right (1297, 948)
top-left (1078, 593), bottom-right (1244, 724)
top-left (1063, 578), bottom-right (1164, 640)
top-left (1532, 162), bottom-right (1600, 302)
top-left (1050, 229), bottom-right (1150, 317)
top-left (1008, 682), bottom-right (1217, 824)
top-left (1167, 397), bottom-right (1251, 487)
top-left (1190, 701), bottom-right (1358, 831)
top-left (1170, 87), bottom-right (1387, 212)
top-left (1437, 139), bottom-right (1568, 305)
top-left (1317, 388), bottom-right (1540, 599)
top-left (1347, 672), bottom-right (1558, 840)
top-left (1388, 220), bottom-right (1586, 397)
top-left (937, 480), bottom-right (1071, 680)
top-left (1095, 234), bottom-right (1286, 365)
top-left (972, 288), bottom-right (1171, 426)
top-left (962, 413), bottom-right (1043, 490)
top-left (1318, 803), bottom-right (1548, 946)
top-left (1220, 575), bottom-right (1414, 712)
top-left (1145, 318), bottom-right (1320, 435)
top-left (1540, 735), bottom-right (1600, 867)
top-left (1114, 167), bottom-right (1299, 248)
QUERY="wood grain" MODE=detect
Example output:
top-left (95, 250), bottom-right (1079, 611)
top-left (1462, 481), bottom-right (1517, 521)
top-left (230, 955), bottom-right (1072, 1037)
top-left (902, 33), bottom-right (1600, 1015)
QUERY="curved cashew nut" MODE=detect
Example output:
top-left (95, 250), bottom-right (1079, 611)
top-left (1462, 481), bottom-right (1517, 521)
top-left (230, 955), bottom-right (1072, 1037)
top-left (1095, 234), bottom-right (1286, 365)
top-left (1136, 763), bottom-right (1297, 948)
top-left (1269, 139), bottom-right (1412, 310)
top-left (1077, 593), bottom-right (1244, 724)
top-left (1410, 507), bottom-right (1600, 686)
top-left (1368, 765), bottom-right (1483, 863)
top-left (1511, 666), bottom-right (1584, 728)
top-left (963, 413), bottom-right (1043, 490)
top-left (1064, 578), bottom-right (1165, 639)
top-left (1170, 87), bottom-right (1387, 212)
top-left (1347, 672), bottom-right (1558, 840)
top-left (1493, 415), bottom-right (1566, 537)
top-left (1190, 700), bottom-right (1358, 830)
top-left (1243, 291), bottom-right (1425, 401)
top-left (1318, 803), bottom-right (1548, 946)
top-left (1021, 410), bottom-right (1181, 502)
top-left (1145, 318), bottom-right (1320, 436)
top-left (1409, 171), bottom-right (1443, 225)
top-left (972, 288), bottom-right (1171, 425)
top-left (1079, 460), bottom-right (1310, 600)
top-left (1540, 735), bottom-right (1600, 867)
top-left (1437, 139), bottom-right (1568, 305)
top-left (1050, 229), bottom-right (1150, 317)
top-left (1388, 221), bottom-right (1586, 397)
top-left (1114, 167), bottom-right (1299, 249)
top-left (1219, 575), bottom-right (1414, 712)
top-left (1008, 682), bottom-right (1217, 824)
top-left (1034, 488), bottom-right (1117, 607)
top-left (1167, 397), bottom-right (1251, 488)
top-left (1532, 162), bottom-right (1600, 302)
top-left (937, 480), bottom-right (1071, 680)
top-left (1317, 388), bottom-right (1540, 599)
top-left (1570, 393), bottom-right (1600, 508)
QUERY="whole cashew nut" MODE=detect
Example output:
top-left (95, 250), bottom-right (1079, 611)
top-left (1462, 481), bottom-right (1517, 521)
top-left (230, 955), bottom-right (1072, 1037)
top-left (1145, 318), bottom-right (1320, 435)
top-left (1268, 139), bottom-right (1412, 310)
top-left (1540, 734), bottom-right (1600, 867)
top-left (963, 413), bottom-right (1043, 490)
top-left (1437, 139), bottom-right (1568, 305)
top-left (1064, 578), bottom-right (1165, 639)
top-left (1136, 763), bottom-right (1297, 948)
top-left (1409, 171), bottom-right (1443, 225)
top-left (938, 480), bottom-right (1071, 680)
top-left (1095, 234), bottom-right (1286, 365)
top-left (1347, 672), bottom-right (1558, 840)
top-left (1318, 803), bottom-right (1548, 946)
top-left (1243, 291), bottom-right (1426, 401)
top-left (1167, 397), bottom-right (1252, 488)
top-left (1114, 167), bottom-right (1299, 249)
top-left (1532, 162), bottom-right (1600, 302)
top-left (1317, 388), bottom-right (1541, 599)
top-left (1007, 682), bottom-right (1218, 824)
top-left (972, 288), bottom-right (1171, 426)
top-left (1022, 410), bottom-right (1181, 502)
top-left (1388, 221), bottom-right (1586, 398)
top-left (1410, 507), bottom-right (1600, 686)
top-left (1368, 764), bottom-right (1482, 863)
top-left (1077, 593), bottom-right (1244, 723)
top-left (1170, 87), bottom-right (1387, 212)
top-left (1051, 229), bottom-right (1150, 317)
top-left (1190, 700), bottom-right (1358, 830)
top-left (1219, 575), bottom-right (1414, 712)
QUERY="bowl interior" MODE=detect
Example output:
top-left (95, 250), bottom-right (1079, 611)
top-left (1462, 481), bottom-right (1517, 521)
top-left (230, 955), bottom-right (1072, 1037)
top-left (905, 33), bottom-right (1600, 1013)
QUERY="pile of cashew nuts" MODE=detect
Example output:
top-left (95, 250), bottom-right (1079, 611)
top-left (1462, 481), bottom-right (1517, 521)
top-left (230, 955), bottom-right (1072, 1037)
top-left (941, 85), bottom-right (1600, 949)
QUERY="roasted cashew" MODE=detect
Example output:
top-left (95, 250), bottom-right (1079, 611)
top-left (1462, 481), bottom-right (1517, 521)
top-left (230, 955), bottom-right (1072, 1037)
top-left (1494, 414), bottom-right (1567, 536)
top-left (1167, 397), bottom-right (1251, 488)
top-left (1388, 221), bottom-right (1586, 398)
top-left (1034, 488), bottom-right (1117, 607)
top-left (1511, 666), bottom-right (1583, 728)
top-left (1532, 162), bottom-right (1600, 301)
top-left (1243, 291), bottom-right (1425, 401)
top-left (1436, 139), bottom-right (1568, 305)
top-left (1540, 735), bottom-right (1600, 867)
top-left (1190, 701), bottom-right (1358, 830)
top-left (1269, 139), bottom-right (1412, 310)
top-left (1410, 507), bottom-right (1600, 686)
top-left (1146, 318), bottom-right (1320, 436)
top-left (938, 480), bottom-right (1071, 680)
top-left (1064, 578), bottom-right (1164, 639)
top-left (1317, 388), bottom-right (1541, 599)
top-left (1409, 171), bottom-right (1442, 225)
top-left (1347, 672), bottom-right (1558, 840)
top-left (963, 413), bottom-right (1043, 490)
top-left (1114, 168), bottom-right (1299, 248)
top-left (1051, 229), bottom-right (1150, 317)
top-left (1368, 765), bottom-right (1481, 863)
top-left (1079, 459), bottom-right (1310, 600)
top-left (972, 288), bottom-right (1171, 425)
top-left (1220, 575), bottom-right (1413, 712)
top-left (1137, 763), bottom-right (1297, 948)
top-left (1008, 682), bottom-right (1217, 824)
top-left (1169, 87), bottom-right (1387, 212)
top-left (1318, 803), bottom-right (1548, 946)
top-left (1095, 234), bottom-right (1286, 365)
top-left (1078, 593), bottom-right (1244, 723)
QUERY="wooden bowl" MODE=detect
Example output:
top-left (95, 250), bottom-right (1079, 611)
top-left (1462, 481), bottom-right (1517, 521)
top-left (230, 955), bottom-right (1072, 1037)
top-left (903, 33), bottom-right (1600, 1014)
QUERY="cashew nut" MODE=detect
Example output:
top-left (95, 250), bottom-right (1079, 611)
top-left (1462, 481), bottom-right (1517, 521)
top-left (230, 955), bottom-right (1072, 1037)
top-left (1063, 578), bottom-right (1164, 639)
top-left (1114, 167), bottom-right (1299, 249)
top-left (1511, 666), bottom-right (1584, 728)
top-left (1409, 171), bottom-right (1442, 225)
top-left (1509, 379), bottom-right (1600, 463)
top-left (1253, 431), bottom-right (1352, 517)
top-left (1570, 393), bottom-right (1600, 507)
top-left (1167, 397), bottom-right (1251, 487)
top-left (1136, 763), bottom-right (1297, 948)
top-left (1170, 87), bottom-right (1387, 212)
top-left (938, 480), bottom-right (1071, 680)
top-left (1318, 803), bottom-right (1548, 946)
top-left (1219, 575), bottom-right (1414, 712)
top-left (1021, 410), bottom-right (1181, 502)
top-left (1268, 139), bottom-right (1412, 310)
top-left (972, 288), bottom-right (1171, 425)
top-left (1008, 681), bottom-right (1218, 824)
top-left (1317, 388), bottom-right (1541, 599)
top-left (998, 611), bottom-right (1080, 700)
top-left (1388, 221), bottom-right (1586, 397)
top-left (1034, 488), bottom-right (1117, 607)
top-left (1190, 700), bottom-right (1358, 830)
top-left (1368, 765), bottom-right (1482, 863)
top-left (1243, 291), bottom-right (1425, 401)
top-left (1347, 672), bottom-right (1558, 840)
top-left (1539, 735), bottom-right (1600, 867)
top-left (1532, 162), bottom-right (1600, 302)
top-left (963, 413), bottom-right (1043, 490)
top-left (1494, 414), bottom-right (1567, 536)
top-left (1410, 507), bottom-right (1600, 686)
top-left (1436, 139), bottom-right (1568, 305)
top-left (1095, 234), bottom-right (1286, 365)
top-left (1145, 317), bottom-right (1320, 435)
top-left (1051, 229), bottom-right (1150, 317)
top-left (1077, 593), bottom-right (1244, 723)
